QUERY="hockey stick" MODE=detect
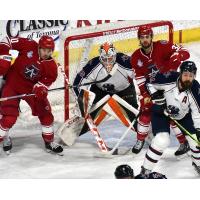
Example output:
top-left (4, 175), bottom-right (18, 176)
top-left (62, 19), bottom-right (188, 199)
top-left (164, 112), bottom-right (200, 146)
top-left (58, 67), bottom-right (111, 152)
top-left (99, 109), bottom-right (140, 156)
top-left (86, 114), bottom-right (109, 152)
top-left (0, 74), bottom-right (114, 102)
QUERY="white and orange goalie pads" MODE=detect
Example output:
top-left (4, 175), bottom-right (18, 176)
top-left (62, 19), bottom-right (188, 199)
top-left (57, 92), bottom-right (138, 147)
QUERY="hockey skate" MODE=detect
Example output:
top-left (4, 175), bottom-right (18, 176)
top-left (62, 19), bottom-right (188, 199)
top-left (132, 140), bottom-right (145, 154)
top-left (174, 140), bottom-right (190, 158)
top-left (45, 141), bottom-right (63, 156)
top-left (138, 166), bottom-right (152, 179)
top-left (3, 136), bottom-right (12, 155)
top-left (192, 162), bottom-right (200, 175)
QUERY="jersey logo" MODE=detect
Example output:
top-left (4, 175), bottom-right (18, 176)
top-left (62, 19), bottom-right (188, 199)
top-left (24, 64), bottom-right (40, 80)
top-left (148, 65), bottom-right (159, 82)
top-left (182, 96), bottom-right (187, 104)
top-left (137, 59), bottom-right (143, 67)
top-left (27, 51), bottom-right (33, 58)
top-left (121, 54), bottom-right (129, 62)
top-left (102, 83), bottom-right (115, 93)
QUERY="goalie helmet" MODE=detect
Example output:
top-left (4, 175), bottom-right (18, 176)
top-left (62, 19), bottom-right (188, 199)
top-left (114, 164), bottom-right (134, 179)
top-left (99, 42), bottom-right (116, 72)
top-left (39, 35), bottom-right (55, 51)
top-left (137, 25), bottom-right (153, 38)
top-left (180, 61), bottom-right (197, 75)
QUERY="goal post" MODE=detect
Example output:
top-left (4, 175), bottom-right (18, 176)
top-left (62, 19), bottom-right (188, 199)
top-left (60, 20), bottom-right (174, 120)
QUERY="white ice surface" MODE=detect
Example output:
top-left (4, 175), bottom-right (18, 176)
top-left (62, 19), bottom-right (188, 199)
top-left (1, 41), bottom-right (200, 179)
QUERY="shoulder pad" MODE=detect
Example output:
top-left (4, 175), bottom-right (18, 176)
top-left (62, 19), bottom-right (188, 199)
top-left (116, 52), bottom-right (132, 70)
top-left (150, 71), bottom-right (179, 84)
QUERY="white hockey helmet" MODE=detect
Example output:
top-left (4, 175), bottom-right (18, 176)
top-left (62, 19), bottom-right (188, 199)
top-left (99, 42), bottom-right (116, 70)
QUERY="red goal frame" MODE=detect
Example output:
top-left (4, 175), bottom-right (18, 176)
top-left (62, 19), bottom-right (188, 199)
top-left (63, 21), bottom-right (174, 120)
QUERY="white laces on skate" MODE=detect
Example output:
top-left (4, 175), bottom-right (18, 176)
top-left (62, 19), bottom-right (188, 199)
top-left (3, 136), bottom-right (12, 147)
top-left (177, 142), bottom-right (188, 151)
top-left (134, 140), bottom-right (143, 150)
top-left (50, 142), bottom-right (60, 148)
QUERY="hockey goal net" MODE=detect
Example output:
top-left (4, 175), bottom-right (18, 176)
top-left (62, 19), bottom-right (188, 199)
top-left (59, 20), bottom-right (173, 121)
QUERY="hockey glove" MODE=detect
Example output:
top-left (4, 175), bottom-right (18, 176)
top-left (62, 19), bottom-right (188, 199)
top-left (33, 82), bottom-right (48, 100)
top-left (139, 92), bottom-right (152, 111)
top-left (151, 90), bottom-right (166, 105)
top-left (164, 105), bottom-right (180, 118)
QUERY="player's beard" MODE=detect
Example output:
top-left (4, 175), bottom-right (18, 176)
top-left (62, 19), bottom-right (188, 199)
top-left (141, 41), bottom-right (152, 50)
top-left (179, 79), bottom-right (193, 91)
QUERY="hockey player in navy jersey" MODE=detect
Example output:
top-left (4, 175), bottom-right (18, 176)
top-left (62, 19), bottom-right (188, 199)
top-left (140, 61), bottom-right (200, 176)
top-left (114, 164), bottom-right (167, 179)
top-left (62, 42), bottom-right (139, 146)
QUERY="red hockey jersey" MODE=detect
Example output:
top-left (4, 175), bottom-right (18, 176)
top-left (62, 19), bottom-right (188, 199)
top-left (0, 37), bottom-right (57, 94)
top-left (130, 40), bottom-right (190, 93)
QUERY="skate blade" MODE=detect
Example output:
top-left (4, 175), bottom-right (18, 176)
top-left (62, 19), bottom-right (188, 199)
top-left (175, 152), bottom-right (190, 160)
top-left (192, 164), bottom-right (200, 176)
top-left (94, 147), bottom-right (132, 158)
top-left (4, 150), bottom-right (11, 155)
top-left (46, 149), bottom-right (64, 156)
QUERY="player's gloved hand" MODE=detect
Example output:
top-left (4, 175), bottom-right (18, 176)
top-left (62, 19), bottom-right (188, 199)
top-left (33, 82), bottom-right (48, 99)
top-left (139, 92), bottom-right (152, 111)
top-left (169, 52), bottom-right (181, 71)
top-left (151, 90), bottom-right (166, 105)
top-left (164, 105), bottom-right (180, 117)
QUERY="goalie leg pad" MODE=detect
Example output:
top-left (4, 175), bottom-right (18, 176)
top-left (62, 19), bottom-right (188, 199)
top-left (112, 94), bottom-right (139, 116)
top-left (106, 97), bottom-right (131, 128)
top-left (78, 89), bottom-right (96, 117)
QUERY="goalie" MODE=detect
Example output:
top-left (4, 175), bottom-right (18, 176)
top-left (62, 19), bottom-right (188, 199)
top-left (58, 42), bottom-right (139, 148)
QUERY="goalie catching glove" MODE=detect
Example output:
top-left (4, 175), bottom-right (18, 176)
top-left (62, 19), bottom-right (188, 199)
top-left (33, 82), bottom-right (48, 99)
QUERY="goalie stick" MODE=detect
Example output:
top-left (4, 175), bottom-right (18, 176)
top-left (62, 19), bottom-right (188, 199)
top-left (98, 109), bottom-right (140, 157)
top-left (58, 67), bottom-right (111, 152)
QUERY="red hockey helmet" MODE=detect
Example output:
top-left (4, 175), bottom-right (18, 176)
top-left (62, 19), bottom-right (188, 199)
top-left (39, 36), bottom-right (55, 51)
top-left (137, 25), bottom-right (153, 38)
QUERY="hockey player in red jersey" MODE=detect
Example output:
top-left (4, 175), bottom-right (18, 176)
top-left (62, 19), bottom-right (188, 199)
top-left (130, 25), bottom-right (190, 155)
top-left (0, 35), bottom-right (63, 154)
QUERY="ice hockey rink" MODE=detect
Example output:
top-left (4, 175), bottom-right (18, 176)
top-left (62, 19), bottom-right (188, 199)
top-left (0, 41), bottom-right (200, 179)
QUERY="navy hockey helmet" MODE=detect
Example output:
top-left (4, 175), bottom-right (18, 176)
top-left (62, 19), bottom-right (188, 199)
top-left (114, 164), bottom-right (134, 179)
top-left (180, 61), bottom-right (197, 75)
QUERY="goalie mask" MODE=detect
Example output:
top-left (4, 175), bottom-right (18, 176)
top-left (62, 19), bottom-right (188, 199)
top-left (99, 42), bottom-right (116, 73)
